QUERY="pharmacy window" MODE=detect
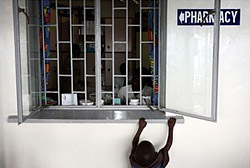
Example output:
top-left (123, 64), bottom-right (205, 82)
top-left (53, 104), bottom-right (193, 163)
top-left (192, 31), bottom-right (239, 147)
top-left (11, 0), bottom-right (220, 124)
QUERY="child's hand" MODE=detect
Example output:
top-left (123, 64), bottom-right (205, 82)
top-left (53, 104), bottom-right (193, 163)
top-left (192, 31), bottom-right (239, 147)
top-left (139, 118), bottom-right (147, 129)
top-left (168, 117), bottom-right (176, 128)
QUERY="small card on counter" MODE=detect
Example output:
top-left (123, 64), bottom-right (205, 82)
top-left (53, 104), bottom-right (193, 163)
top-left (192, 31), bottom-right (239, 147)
top-left (61, 94), bottom-right (78, 105)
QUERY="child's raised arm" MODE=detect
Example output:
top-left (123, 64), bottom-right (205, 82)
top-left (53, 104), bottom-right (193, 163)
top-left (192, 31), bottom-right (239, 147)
top-left (131, 118), bottom-right (147, 153)
top-left (160, 117), bottom-right (176, 167)
top-left (164, 117), bottom-right (176, 151)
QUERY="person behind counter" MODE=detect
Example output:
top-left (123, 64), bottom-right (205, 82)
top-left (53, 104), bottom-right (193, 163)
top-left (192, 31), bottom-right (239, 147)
top-left (118, 70), bottom-right (153, 104)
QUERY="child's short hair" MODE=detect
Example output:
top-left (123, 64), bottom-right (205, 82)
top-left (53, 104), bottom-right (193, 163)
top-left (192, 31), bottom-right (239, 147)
top-left (134, 141), bottom-right (157, 166)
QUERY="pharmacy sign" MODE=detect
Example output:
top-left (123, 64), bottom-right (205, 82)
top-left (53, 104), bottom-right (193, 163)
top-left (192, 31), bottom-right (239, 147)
top-left (177, 9), bottom-right (240, 26)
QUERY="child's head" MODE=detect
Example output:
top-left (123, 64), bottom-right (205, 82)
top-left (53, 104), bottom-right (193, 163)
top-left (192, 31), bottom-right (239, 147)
top-left (134, 141), bottom-right (157, 166)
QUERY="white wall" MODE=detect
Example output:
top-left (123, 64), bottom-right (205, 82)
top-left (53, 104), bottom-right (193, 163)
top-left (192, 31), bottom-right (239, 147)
top-left (0, 0), bottom-right (249, 168)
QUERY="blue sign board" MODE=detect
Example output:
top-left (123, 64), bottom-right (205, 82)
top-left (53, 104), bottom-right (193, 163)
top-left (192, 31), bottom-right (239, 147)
top-left (177, 9), bottom-right (240, 26)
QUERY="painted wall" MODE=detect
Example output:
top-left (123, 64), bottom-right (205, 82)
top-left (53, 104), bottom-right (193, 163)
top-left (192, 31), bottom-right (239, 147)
top-left (0, 0), bottom-right (249, 168)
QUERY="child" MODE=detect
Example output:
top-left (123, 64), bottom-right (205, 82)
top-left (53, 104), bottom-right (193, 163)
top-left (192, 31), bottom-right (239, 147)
top-left (129, 117), bottom-right (176, 168)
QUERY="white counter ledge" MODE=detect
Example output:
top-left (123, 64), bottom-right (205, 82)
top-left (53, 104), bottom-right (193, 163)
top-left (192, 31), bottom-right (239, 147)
top-left (8, 109), bottom-right (184, 124)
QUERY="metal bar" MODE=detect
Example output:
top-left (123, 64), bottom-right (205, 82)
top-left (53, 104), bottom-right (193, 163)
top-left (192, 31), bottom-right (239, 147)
top-left (128, 24), bottom-right (140, 27)
top-left (37, 0), bottom-right (42, 108)
top-left (153, 0), bottom-right (156, 105)
top-left (121, 0), bottom-right (129, 105)
top-left (84, 0), bottom-right (87, 104)
top-left (211, 0), bottom-right (221, 122)
top-left (57, 7), bottom-right (70, 9)
top-left (42, 0), bottom-right (48, 105)
top-left (101, 24), bottom-right (112, 27)
top-left (27, 19), bottom-right (33, 110)
top-left (73, 91), bottom-right (86, 94)
top-left (101, 58), bottom-right (112, 61)
top-left (128, 91), bottom-right (140, 93)
top-left (141, 75), bottom-right (153, 77)
top-left (45, 58), bottom-right (58, 61)
top-left (86, 74), bottom-right (95, 77)
top-left (139, 0), bottom-right (142, 105)
top-left (13, 0), bottom-right (24, 124)
top-left (159, 0), bottom-right (166, 109)
top-left (71, 24), bottom-right (85, 26)
top-left (114, 75), bottom-right (126, 77)
top-left (102, 91), bottom-right (113, 94)
top-left (56, 0), bottom-right (60, 105)
top-left (58, 41), bottom-right (71, 43)
top-left (113, 7), bottom-right (126, 10)
top-left (72, 58), bottom-right (85, 61)
top-left (46, 91), bottom-right (59, 93)
top-left (126, 0), bottom-right (129, 105)
top-left (157, 0), bottom-right (160, 107)
top-left (59, 74), bottom-right (72, 77)
top-left (112, 0), bottom-right (115, 105)
top-left (141, 7), bottom-right (155, 10)
top-left (95, 0), bottom-right (102, 108)
top-left (70, 0), bottom-right (73, 95)
top-left (127, 58), bottom-right (140, 61)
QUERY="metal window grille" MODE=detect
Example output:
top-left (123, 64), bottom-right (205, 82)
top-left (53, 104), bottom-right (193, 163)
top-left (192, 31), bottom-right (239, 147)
top-left (40, 0), bottom-right (159, 108)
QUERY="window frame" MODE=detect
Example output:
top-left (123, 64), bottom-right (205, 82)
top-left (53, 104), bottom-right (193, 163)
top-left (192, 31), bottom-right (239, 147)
top-left (13, 0), bottom-right (163, 124)
top-left (12, 0), bottom-right (220, 124)
top-left (13, 0), bottom-right (24, 124)
top-left (159, 0), bottom-right (221, 122)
